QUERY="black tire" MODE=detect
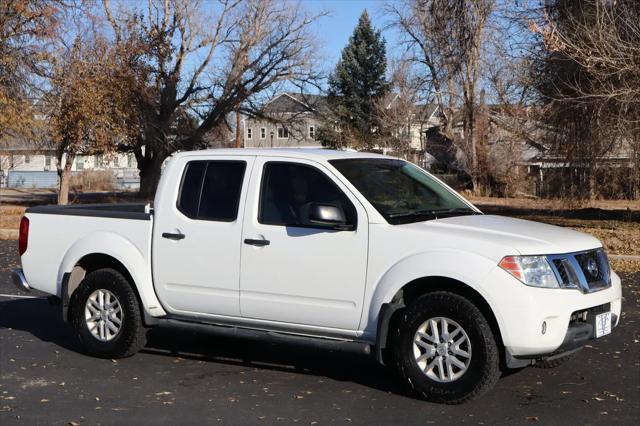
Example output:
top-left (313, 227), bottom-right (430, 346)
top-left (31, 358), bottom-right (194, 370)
top-left (533, 353), bottom-right (575, 369)
top-left (71, 268), bottom-right (146, 358)
top-left (391, 291), bottom-right (500, 404)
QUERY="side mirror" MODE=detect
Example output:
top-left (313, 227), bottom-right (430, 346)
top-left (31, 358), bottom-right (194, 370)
top-left (307, 203), bottom-right (353, 231)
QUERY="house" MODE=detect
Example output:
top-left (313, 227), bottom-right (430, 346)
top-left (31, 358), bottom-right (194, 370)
top-left (241, 93), bottom-right (326, 148)
top-left (0, 138), bottom-right (140, 189)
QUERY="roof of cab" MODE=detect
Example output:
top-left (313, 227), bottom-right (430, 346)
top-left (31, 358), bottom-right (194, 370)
top-left (172, 147), bottom-right (394, 162)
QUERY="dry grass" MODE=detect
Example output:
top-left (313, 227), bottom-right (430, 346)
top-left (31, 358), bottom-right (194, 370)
top-left (69, 170), bottom-right (117, 192)
top-left (0, 205), bottom-right (25, 229)
top-left (610, 258), bottom-right (640, 274)
top-left (513, 215), bottom-right (640, 256)
top-left (468, 196), bottom-right (640, 211)
top-left (1, 195), bottom-right (638, 259)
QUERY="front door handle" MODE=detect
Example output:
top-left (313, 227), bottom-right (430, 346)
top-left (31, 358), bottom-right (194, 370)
top-left (244, 238), bottom-right (270, 247)
top-left (162, 232), bottom-right (185, 240)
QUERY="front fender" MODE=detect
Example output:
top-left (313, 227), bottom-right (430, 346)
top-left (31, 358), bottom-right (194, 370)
top-left (58, 231), bottom-right (166, 317)
top-left (363, 249), bottom-right (503, 342)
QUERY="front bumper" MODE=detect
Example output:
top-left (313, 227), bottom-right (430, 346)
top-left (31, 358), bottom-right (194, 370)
top-left (11, 268), bottom-right (31, 292)
top-left (506, 304), bottom-right (618, 367)
top-left (482, 267), bottom-right (622, 357)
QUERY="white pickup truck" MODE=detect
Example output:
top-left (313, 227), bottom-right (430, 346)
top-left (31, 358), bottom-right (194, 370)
top-left (13, 148), bottom-right (622, 403)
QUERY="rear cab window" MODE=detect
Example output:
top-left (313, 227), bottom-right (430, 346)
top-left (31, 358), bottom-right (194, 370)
top-left (177, 160), bottom-right (246, 221)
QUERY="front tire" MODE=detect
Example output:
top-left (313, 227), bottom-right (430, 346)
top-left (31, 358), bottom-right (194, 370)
top-left (71, 268), bottom-right (146, 358)
top-left (392, 291), bottom-right (500, 404)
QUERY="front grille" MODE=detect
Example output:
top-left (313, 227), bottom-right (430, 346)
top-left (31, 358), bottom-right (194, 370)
top-left (547, 248), bottom-right (611, 293)
top-left (569, 303), bottom-right (611, 324)
top-left (553, 259), bottom-right (569, 283)
top-left (575, 251), bottom-right (608, 284)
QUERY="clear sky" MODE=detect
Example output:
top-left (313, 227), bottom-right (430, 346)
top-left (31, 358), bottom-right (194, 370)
top-left (304, 0), bottom-right (398, 65)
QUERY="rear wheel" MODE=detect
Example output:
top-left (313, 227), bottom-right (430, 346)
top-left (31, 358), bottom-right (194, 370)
top-left (71, 268), bottom-right (146, 358)
top-left (392, 292), bottom-right (500, 404)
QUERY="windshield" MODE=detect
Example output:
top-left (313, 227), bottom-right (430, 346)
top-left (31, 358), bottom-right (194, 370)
top-left (330, 158), bottom-right (478, 224)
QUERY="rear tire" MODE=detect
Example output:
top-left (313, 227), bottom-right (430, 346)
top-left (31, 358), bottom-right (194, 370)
top-left (71, 268), bottom-right (146, 358)
top-left (392, 291), bottom-right (500, 404)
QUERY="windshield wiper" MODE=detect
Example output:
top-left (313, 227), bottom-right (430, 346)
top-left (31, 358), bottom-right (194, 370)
top-left (429, 208), bottom-right (480, 216)
top-left (388, 208), bottom-right (478, 219)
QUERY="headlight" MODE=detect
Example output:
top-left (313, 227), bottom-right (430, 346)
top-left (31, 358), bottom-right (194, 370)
top-left (499, 256), bottom-right (560, 288)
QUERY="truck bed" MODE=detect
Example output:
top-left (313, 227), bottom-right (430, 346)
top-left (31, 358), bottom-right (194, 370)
top-left (21, 203), bottom-right (153, 298)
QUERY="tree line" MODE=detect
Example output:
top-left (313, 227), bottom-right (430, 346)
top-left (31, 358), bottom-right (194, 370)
top-left (1, 0), bottom-right (638, 203)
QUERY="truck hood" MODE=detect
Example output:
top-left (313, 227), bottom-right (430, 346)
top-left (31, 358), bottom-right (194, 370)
top-left (403, 214), bottom-right (602, 257)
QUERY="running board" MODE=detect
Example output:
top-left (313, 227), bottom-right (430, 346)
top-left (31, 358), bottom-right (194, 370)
top-left (159, 317), bottom-right (372, 356)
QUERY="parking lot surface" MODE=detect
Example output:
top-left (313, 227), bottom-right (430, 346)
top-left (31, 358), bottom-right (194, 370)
top-left (0, 240), bottom-right (638, 425)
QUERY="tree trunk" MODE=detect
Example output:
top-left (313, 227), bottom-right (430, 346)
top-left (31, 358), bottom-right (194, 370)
top-left (57, 152), bottom-right (75, 205)
top-left (588, 162), bottom-right (597, 200)
top-left (236, 108), bottom-right (242, 148)
top-left (138, 154), bottom-right (164, 200)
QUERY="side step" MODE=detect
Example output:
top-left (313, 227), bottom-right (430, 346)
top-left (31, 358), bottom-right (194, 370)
top-left (159, 318), bottom-right (372, 356)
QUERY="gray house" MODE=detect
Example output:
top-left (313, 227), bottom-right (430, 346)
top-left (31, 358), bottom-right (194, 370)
top-left (242, 93), bottom-right (325, 148)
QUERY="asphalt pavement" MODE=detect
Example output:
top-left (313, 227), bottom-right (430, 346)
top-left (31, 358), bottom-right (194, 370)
top-left (0, 240), bottom-right (638, 425)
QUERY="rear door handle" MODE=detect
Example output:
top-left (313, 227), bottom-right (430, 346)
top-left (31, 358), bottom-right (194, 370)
top-left (244, 238), bottom-right (270, 247)
top-left (162, 232), bottom-right (185, 240)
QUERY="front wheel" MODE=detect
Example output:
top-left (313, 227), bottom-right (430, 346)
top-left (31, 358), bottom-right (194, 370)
top-left (392, 291), bottom-right (500, 404)
top-left (71, 268), bottom-right (147, 358)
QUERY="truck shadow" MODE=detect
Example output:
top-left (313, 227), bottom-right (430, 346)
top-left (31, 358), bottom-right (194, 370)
top-left (0, 297), bottom-right (412, 398)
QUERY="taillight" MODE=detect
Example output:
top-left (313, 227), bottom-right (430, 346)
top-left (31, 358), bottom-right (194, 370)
top-left (18, 216), bottom-right (29, 256)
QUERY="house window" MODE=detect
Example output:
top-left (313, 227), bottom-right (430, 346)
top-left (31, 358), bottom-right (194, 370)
top-left (277, 127), bottom-right (289, 139)
top-left (309, 125), bottom-right (315, 139)
top-left (246, 128), bottom-right (252, 139)
top-left (128, 153), bottom-right (134, 168)
top-left (95, 154), bottom-right (104, 168)
top-left (24, 155), bottom-right (30, 164)
top-left (113, 156), bottom-right (119, 167)
top-left (45, 156), bottom-right (51, 167)
top-left (76, 156), bottom-right (84, 170)
top-left (260, 128), bottom-right (266, 139)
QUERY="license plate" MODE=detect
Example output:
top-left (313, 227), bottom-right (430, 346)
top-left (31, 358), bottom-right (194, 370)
top-left (594, 312), bottom-right (612, 338)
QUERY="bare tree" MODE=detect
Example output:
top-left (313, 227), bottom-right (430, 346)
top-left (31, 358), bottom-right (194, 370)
top-left (388, 0), bottom-right (494, 194)
top-left (375, 61), bottom-right (431, 161)
top-left (529, 0), bottom-right (640, 199)
top-left (102, 0), bottom-right (324, 197)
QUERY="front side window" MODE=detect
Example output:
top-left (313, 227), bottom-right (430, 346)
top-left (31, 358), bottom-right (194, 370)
top-left (260, 127), bottom-right (266, 139)
top-left (246, 128), bottom-right (252, 139)
top-left (330, 159), bottom-right (477, 224)
top-left (259, 162), bottom-right (356, 228)
top-left (309, 125), bottom-right (315, 139)
top-left (178, 160), bottom-right (246, 221)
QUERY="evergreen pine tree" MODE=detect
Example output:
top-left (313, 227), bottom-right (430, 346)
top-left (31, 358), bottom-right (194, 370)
top-left (326, 10), bottom-right (387, 148)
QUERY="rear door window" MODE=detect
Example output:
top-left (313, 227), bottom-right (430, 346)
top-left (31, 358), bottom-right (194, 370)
top-left (177, 160), bottom-right (246, 221)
